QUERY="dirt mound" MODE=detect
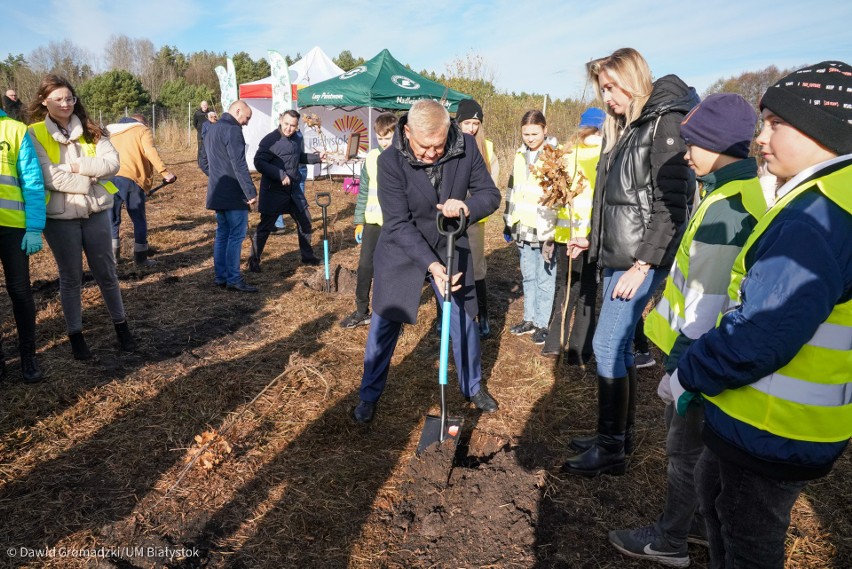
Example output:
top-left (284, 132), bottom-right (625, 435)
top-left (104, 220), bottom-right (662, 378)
top-left (303, 263), bottom-right (358, 293)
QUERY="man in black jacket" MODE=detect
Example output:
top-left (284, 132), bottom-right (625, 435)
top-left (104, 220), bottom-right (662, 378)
top-left (249, 110), bottom-right (324, 271)
top-left (199, 100), bottom-right (258, 292)
top-left (353, 99), bottom-right (501, 423)
top-left (193, 101), bottom-right (210, 162)
top-left (2, 89), bottom-right (25, 122)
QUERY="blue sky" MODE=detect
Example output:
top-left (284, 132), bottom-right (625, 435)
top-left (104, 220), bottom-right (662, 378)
top-left (3, 0), bottom-right (851, 99)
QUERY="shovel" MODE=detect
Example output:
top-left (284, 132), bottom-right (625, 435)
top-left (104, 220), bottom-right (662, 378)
top-left (315, 192), bottom-right (332, 292)
top-left (416, 210), bottom-right (468, 455)
top-left (145, 176), bottom-right (177, 197)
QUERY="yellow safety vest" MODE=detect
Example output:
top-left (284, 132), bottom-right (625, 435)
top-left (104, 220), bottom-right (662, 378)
top-left (507, 148), bottom-right (556, 238)
top-left (29, 122), bottom-right (118, 195)
top-left (646, 177), bottom-right (767, 354)
top-left (553, 141), bottom-right (601, 243)
top-left (0, 115), bottom-right (29, 227)
top-left (707, 164), bottom-right (852, 442)
top-left (476, 139), bottom-right (496, 225)
top-left (363, 148), bottom-right (382, 226)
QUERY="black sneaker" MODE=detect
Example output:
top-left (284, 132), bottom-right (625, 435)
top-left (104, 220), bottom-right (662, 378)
top-left (634, 351), bottom-right (656, 369)
top-left (340, 311), bottom-right (371, 329)
top-left (532, 327), bottom-right (548, 345)
top-left (509, 320), bottom-right (536, 335)
top-left (608, 525), bottom-right (689, 568)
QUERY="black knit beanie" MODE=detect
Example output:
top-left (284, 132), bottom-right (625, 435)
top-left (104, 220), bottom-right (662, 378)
top-left (759, 61), bottom-right (852, 155)
top-left (456, 99), bottom-right (484, 123)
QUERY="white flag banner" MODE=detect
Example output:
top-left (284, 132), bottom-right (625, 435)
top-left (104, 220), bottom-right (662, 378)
top-left (268, 50), bottom-right (293, 129)
top-left (216, 58), bottom-right (238, 112)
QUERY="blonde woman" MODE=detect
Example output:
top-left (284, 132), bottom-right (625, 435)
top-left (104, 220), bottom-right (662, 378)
top-left (27, 75), bottom-right (136, 360)
top-left (564, 48), bottom-right (698, 477)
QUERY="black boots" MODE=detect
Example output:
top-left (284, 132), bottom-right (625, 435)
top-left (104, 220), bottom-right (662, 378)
top-left (114, 321), bottom-right (137, 352)
top-left (69, 332), bottom-right (92, 360)
top-left (568, 366), bottom-right (637, 454)
top-left (134, 243), bottom-right (156, 266)
top-left (562, 374), bottom-right (630, 476)
top-left (475, 279), bottom-right (491, 338)
top-left (19, 343), bottom-right (44, 384)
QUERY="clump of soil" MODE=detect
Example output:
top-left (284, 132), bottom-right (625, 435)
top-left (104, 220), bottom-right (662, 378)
top-left (304, 263), bottom-right (358, 293)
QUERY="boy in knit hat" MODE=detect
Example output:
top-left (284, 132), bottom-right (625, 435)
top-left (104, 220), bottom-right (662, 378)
top-left (670, 62), bottom-right (852, 568)
top-left (608, 93), bottom-right (767, 568)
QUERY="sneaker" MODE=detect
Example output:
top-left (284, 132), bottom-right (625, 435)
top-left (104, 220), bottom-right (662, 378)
top-left (687, 517), bottom-right (709, 548)
top-left (634, 351), bottom-right (656, 369)
top-left (340, 311), bottom-right (371, 329)
top-left (532, 327), bottom-right (548, 345)
top-left (608, 525), bottom-right (689, 568)
top-left (509, 320), bottom-right (536, 336)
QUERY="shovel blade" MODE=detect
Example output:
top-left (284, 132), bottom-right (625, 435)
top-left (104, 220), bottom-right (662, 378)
top-left (416, 415), bottom-right (463, 455)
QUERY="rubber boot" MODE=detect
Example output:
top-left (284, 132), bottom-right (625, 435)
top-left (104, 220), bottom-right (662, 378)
top-left (114, 321), bottom-right (137, 352)
top-left (568, 366), bottom-right (637, 454)
top-left (134, 243), bottom-right (156, 266)
top-left (112, 238), bottom-right (121, 263)
top-left (475, 279), bottom-right (491, 338)
top-left (19, 343), bottom-right (44, 384)
top-left (562, 375), bottom-right (629, 476)
top-left (69, 332), bottom-right (92, 360)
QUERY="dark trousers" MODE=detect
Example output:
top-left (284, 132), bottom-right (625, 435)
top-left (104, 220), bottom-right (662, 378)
top-left (359, 279), bottom-right (482, 403)
top-left (355, 223), bottom-right (381, 315)
top-left (252, 210), bottom-right (314, 263)
top-left (543, 245), bottom-right (597, 362)
top-left (111, 176), bottom-right (148, 244)
top-left (0, 226), bottom-right (36, 349)
top-left (695, 447), bottom-right (807, 569)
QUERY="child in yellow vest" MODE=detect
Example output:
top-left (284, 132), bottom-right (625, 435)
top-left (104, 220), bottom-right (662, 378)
top-left (339, 113), bottom-right (398, 328)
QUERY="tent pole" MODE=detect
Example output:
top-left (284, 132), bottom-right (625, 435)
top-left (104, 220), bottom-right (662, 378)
top-left (369, 107), bottom-right (373, 152)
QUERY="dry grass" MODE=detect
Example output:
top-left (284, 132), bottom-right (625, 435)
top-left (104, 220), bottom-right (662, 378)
top-left (0, 148), bottom-right (848, 568)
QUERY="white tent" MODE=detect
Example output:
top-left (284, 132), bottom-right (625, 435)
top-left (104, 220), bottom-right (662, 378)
top-left (241, 46), bottom-right (364, 176)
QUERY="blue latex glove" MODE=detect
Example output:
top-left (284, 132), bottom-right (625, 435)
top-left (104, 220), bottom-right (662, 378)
top-left (503, 226), bottom-right (513, 243)
top-left (669, 370), bottom-right (701, 416)
top-left (21, 230), bottom-right (43, 256)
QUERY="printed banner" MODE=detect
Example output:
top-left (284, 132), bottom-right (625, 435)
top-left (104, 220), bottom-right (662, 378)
top-left (268, 50), bottom-right (293, 129)
top-left (216, 58), bottom-right (238, 112)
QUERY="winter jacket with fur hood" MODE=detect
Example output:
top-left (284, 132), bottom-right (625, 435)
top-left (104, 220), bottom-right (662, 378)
top-left (28, 115), bottom-right (120, 220)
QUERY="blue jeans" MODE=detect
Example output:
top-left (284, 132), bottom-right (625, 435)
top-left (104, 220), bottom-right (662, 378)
top-left (214, 209), bottom-right (249, 285)
top-left (593, 267), bottom-right (667, 378)
top-left (360, 279), bottom-right (482, 403)
top-left (111, 176), bottom-right (148, 244)
top-left (518, 242), bottom-right (556, 328)
top-left (695, 447), bottom-right (807, 568)
top-left (655, 402), bottom-right (705, 547)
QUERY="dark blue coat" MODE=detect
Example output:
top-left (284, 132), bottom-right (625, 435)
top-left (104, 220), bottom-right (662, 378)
top-left (253, 129), bottom-right (320, 215)
top-left (200, 113), bottom-right (257, 211)
top-left (372, 119), bottom-right (500, 324)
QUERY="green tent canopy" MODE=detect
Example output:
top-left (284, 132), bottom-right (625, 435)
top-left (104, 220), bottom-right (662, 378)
top-left (297, 49), bottom-right (470, 111)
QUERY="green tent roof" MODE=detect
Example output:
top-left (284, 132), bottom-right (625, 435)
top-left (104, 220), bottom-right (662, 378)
top-left (297, 49), bottom-right (469, 111)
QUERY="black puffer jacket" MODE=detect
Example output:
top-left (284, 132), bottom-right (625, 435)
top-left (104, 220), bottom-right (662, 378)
top-left (589, 75), bottom-right (699, 270)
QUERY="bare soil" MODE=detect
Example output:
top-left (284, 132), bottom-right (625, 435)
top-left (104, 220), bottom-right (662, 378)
top-left (0, 148), bottom-right (848, 569)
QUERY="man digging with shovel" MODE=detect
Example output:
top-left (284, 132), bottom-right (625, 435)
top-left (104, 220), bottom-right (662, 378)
top-left (353, 99), bottom-right (501, 424)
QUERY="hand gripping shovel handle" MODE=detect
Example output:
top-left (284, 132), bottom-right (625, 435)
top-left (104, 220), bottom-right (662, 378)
top-left (145, 176), bottom-right (177, 197)
top-left (435, 210), bottom-right (468, 441)
top-left (316, 192), bottom-right (332, 290)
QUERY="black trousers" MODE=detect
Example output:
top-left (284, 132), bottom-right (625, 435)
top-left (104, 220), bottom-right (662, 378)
top-left (544, 244), bottom-right (598, 362)
top-left (0, 226), bottom-right (36, 350)
top-left (252, 210), bottom-right (314, 262)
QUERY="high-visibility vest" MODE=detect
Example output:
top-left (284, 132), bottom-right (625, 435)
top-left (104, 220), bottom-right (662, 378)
top-left (475, 139), bottom-right (496, 225)
top-left (29, 122), bottom-right (118, 195)
top-left (0, 116), bottom-right (29, 227)
top-left (553, 141), bottom-right (601, 243)
top-left (706, 164), bottom-right (852, 443)
top-left (507, 148), bottom-right (556, 238)
top-left (363, 148), bottom-right (382, 225)
top-left (645, 177), bottom-right (767, 354)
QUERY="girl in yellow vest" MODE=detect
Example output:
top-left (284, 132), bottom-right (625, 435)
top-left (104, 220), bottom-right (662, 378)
top-left (27, 75), bottom-right (137, 360)
top-left (453, 99), bottom-right (499, 338)
top-left (540, 108), bottom-right (604, 364)
top-left (503, 110), bottom-right (559, 343)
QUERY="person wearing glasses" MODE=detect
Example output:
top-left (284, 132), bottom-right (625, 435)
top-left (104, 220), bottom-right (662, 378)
top-left (27, 75), bottom-right (137, 360)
